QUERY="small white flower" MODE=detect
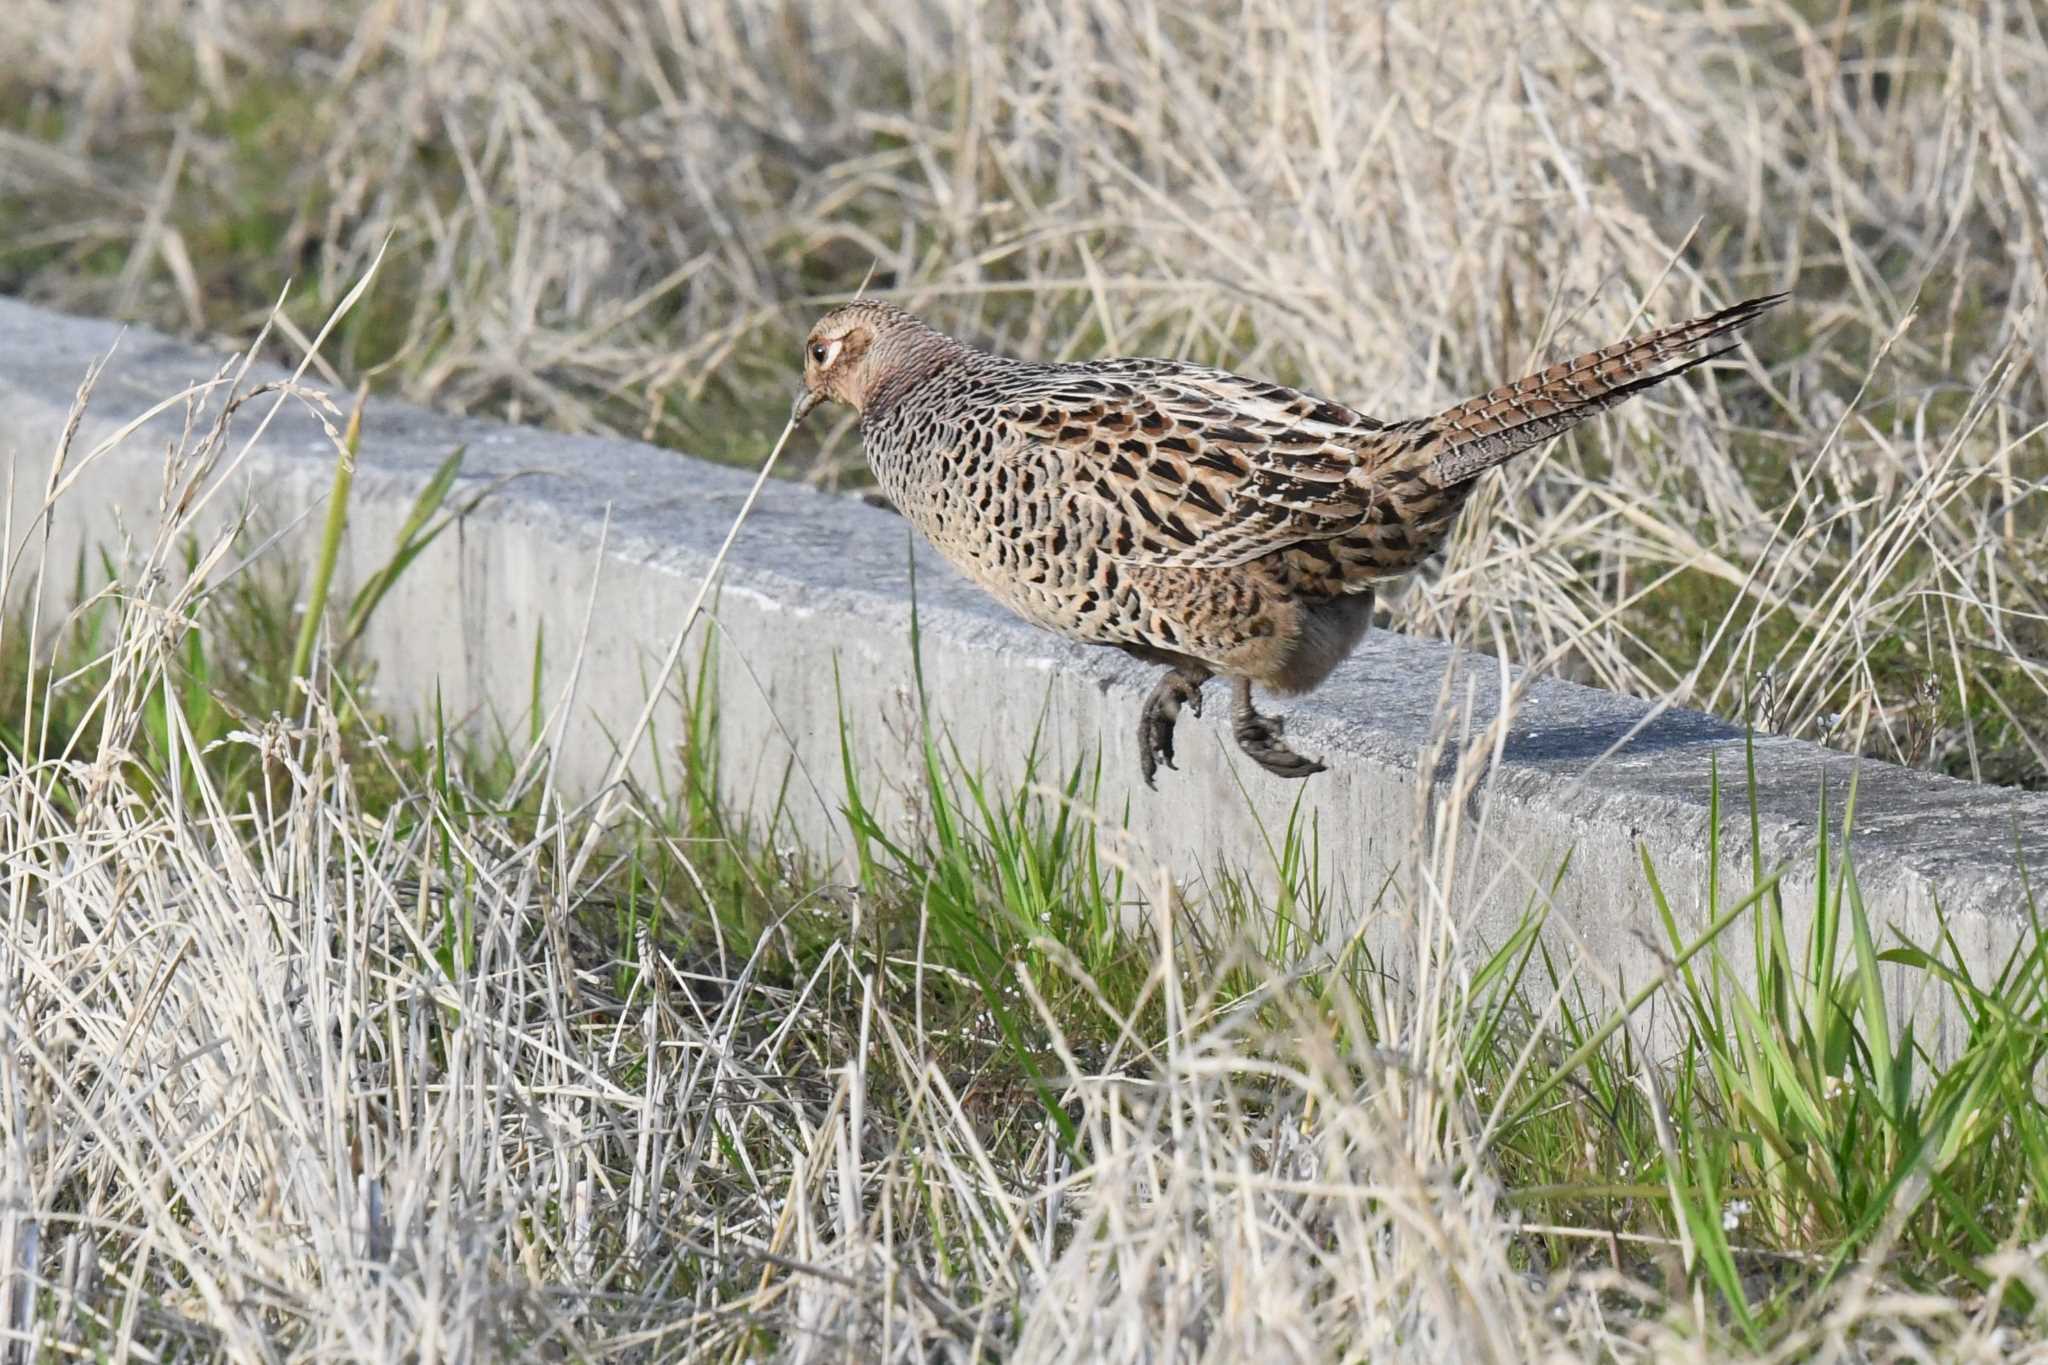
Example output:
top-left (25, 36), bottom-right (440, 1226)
top-left (1722, 1199), bottom-right (1751, 1231)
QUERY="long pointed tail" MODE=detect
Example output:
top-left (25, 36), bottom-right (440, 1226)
top-left (1425, 293), bottom-right (1784, 486)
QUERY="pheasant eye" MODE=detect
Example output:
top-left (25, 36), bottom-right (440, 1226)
top-left (810, 343), bottom-right (829, 365)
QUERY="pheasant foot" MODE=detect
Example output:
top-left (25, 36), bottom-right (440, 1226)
top-left (1231, 677), bottom-right (1325, 780)
top-left (1137, 666), bottom-right (1211, 787)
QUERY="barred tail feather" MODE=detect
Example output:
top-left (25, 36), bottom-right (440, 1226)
top-left (1427, 293), bottom-right (1785, 486)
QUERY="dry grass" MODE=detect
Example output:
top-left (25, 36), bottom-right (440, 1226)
top-left (2, 335), bottom-right (2044, 1361)
top-left (6, 2), bottom-right (2048, 1359)
top-left (0, 0), bottom-right (2044, 785)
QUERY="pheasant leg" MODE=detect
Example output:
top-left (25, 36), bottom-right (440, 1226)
top-left (1137, 666), bottom-right (1211, 788)
top-left (1231, 677), bottom-right (1326, 780)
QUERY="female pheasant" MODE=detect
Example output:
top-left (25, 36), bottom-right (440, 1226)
top-left (790, 293), bottom-right (1782, 786)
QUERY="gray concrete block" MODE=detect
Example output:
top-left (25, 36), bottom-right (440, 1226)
top-left (3, 296), bottom-right (2041, 1047)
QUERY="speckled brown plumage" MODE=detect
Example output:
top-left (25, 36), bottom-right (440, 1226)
top-left (791, 293), bottom-right (1784, 785)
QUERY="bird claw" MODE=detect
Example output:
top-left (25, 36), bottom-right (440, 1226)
top-left (1138, 670), bottom-right (1325, 785)
top-left (1231, 696), bottom-right (1326, 781)
top-left (1139, 721), bottom-right (1174, 789)
top-left (1137, 669), bottom-right (1209, 788)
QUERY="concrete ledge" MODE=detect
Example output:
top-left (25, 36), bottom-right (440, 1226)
top-left (4, 296), bottom-right (2043, 1045)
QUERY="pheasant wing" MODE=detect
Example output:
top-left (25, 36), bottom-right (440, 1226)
top-left (995, 360), bottom-right (1395, 571)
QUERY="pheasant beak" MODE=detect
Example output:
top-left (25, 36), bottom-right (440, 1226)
top-left (790, 387), bottom-right (824, 427)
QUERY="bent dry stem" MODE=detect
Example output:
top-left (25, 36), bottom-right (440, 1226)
top-left (558, 412), bottom-right (804, 892)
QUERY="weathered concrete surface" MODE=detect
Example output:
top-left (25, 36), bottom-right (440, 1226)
top-left (3, 296), bottom-right (2042, 1046)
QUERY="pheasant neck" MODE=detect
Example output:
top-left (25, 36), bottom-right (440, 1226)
top-left (861, 328), bottom-right (973, 419)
